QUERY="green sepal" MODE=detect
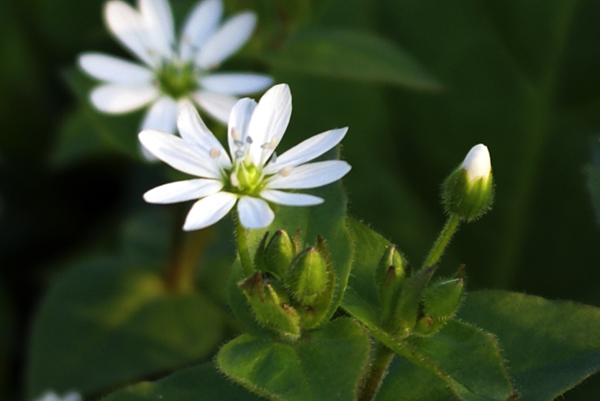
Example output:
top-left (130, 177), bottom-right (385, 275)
top-left (392, 264), bottom-right (437, 337)
top-left (286, 247), bottom-right (329, 305)
top-left (265, 229), bottom-right (296, 278)
top-left (296, 236), bottom-right (337, 329)
top-left (442, 167), bottom-right (494, 222)
top-left (376, 245), bottom-right (408, 326)
top-left (253, 232), bottom-right (270, 274)
top-left (239, 272), bottom-right (301, 340)
top-left (423, 278), bottom-right (464, 321)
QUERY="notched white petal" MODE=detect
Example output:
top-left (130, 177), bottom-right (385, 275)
top-left (90, 84), bottom-right (158, 113)
top-left (78, 52), bottom-right (154, 84)
top-left (196, 11), bottom-right (257, 69)
top-left (138, 129), bottom-right (222, 178)
top-left (141, 96), bottom-right (179, 134)
top-left (183, 192), bottom-right (237, 231)
top-left (260, 190), bottom-right (323, 206)
top-left (180, 0), bottom-right (223, 61)
top-left (227, 97), bottom-right (257, 154)
top-left (200, 73), bottom-right (274, 96)
top-left (139, 0), bottom-right (175, 58)
top-left (266, 160), bottom-right (351, 189)
top-left (246, 83), bottom-right (292, 166)
top-left (104, 1), bottom-right (157, 67)
top-left (192, 91), bottom-right (238, 124)
top-left (237, 196), bottom-right (274, 229)
top-left (144, 179), bottom-right (223, 204)
top-left (264, 127), bottom-right (348, 174)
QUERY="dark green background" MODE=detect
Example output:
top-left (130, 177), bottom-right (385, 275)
top-left (1, 0), bottom-right (600, 399)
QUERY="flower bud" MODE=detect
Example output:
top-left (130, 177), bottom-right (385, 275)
top-left (393, 265), bottom-right (436, 337)
top-left (264, 230), bottom-right (296, 278)
top-left (423, 278), bottom-right (464, 321)
top-left (285, 247), bottom-right (329, 305)
top-left (376, 245), bottom-right (408, 325)
top-left (442, 144), bottom-right (494, 221)
top-left (239, 272), bottom-right (300, 339)
top-left (413, 316), bottom-right (443, 336)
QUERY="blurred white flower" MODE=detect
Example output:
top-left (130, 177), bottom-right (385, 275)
top-left (139, 83), bottom-right (351, 230)
top-left (462, 143), bottom-right (491, 184)
top-left (34, 391), bottom-right (81, 401)
top-left (78, 0), bottom-right (273, 136)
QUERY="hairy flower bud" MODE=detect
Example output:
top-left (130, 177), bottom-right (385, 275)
top-left (285, 247), bottom-right (329, 305)
top-left (264, 229), bottom-right (296, 278)
top-left (423, 278), bottom-right (464, 321)
top-left (239, 272), bottom-right (300, 339)
top-left (442, 144), bottom-right (494, 221)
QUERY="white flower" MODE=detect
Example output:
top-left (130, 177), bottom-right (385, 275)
top-left (462, 143), bottom-right (491, 184)
top-left (78, 0), bottom-right (273, 136)
top-left (34, 391), bottom-right (81, 401)
top-left (139, 84), bottom-right (351, 230)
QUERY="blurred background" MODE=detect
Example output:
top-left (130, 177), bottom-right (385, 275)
top-left (2, 0), bottom-right (600, 399)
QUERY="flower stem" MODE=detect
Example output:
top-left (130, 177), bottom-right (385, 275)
top-left (234, 213), bottom-right (255, 278)
top-left (359, 342), bottom-right (395, 401)
top-left (421, 214), bottom-right (461, 270)
top-left (165, 205), bottom-right (210, 293)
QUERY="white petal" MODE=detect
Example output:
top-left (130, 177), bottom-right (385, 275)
top-left (104, 1), bottom-right (157, 67)
top-left (177, 103), bottom-right (231, 168)
top-left (237, 196), bottom-right (274, 229)
top-left (141, 96), bottom-right (178, 133)
top-left (179, 0), bottom-right (223, 61)
top-left (78, 52), bottom-right (154, 84)
top-left (139, 0), bottom-right (175, 58)
top-left (266, 160), bottom-right (351, 189)
top-left (62, 393), bottom-right (82, 401)
top-left (196, 11), bottom-right (256, 69)
top-left (144, 178), bottom-right (223, 203)
top-left (260, 190), bottom-right (323, 206)
top-left (192, 90), bottom-right (238, 123)
top-left (200, 73), bottom-right (274, 96)
top-left (462, 144), bottom-right (491, 183)
top-left (264, 127), bottom-right (348, 174)
top-left (138, 129), bottom-right (222, 178)
top-left (246, 84), bottom-right (292, 166)
top-left (184, 191), bottom-right (237, 230)
top-left (90, 84), bottom-right (158, 113)
top-left (227, 97), bottom-right (257, 156)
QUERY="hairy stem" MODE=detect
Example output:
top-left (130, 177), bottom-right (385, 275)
top-left (234, 213), bottom-right (255, 277)
top-left (421, 214), bottom-right (461, 270)
top-left (359, 342), bottom-right (395, 401)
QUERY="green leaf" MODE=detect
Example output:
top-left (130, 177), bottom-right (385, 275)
top-left (27, 258), bottom-right (225, 398)
top-left (228, 181), bottom-right (353, 333)
top-left (101, 362), bottom-right (263, 401)
top-left (458, 290), bottom-right (600, 401)
top-left (217, 318), bottom-right (370, 401)
top-left (342, 219), bottom-right (516, 400)
top-left (269, 28), bottom-right (441, 90)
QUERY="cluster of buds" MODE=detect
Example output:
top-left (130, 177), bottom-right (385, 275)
top-left (239, 230), bottom-right (336, 340)
top-left (376, 245), bottom-right (465, 338)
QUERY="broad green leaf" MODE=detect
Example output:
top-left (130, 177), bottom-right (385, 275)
top-left (27, 258), bottom-right (225, 398)
top-left (269, 28), bottom-right (440, 90)
top-left (228, 181), bottom-right (353, 333)
top-left (458, 290), bottom-right (600, 401)
top-left (101, 361), bottom-right (263, 401)
top-left (217, 318), bottom-right (370, 401)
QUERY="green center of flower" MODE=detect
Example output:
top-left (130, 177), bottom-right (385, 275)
top-left (227, 162), bottom-right (267, 197)
top-left (155, 62), bottom-right (198, 99)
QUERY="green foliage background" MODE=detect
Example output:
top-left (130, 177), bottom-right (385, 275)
top-left (1, 0), bottom-right (600, 400)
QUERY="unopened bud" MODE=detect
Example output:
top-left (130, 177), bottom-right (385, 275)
top-left (442, 144), bottom-right (494, 221)
top-left (413, 316), bottom-right (444, 336)
top-left (423, 278), bottom-right (464, 321)
top-left (239, 272), bottom-right (300, 339)
top-left (253, 232), bottom-right (270, 273)
top-left (375, 245), bottom-right (406, 286)
top-left (393, 265), bottom-right (437, 337)
top-left (264, 230), bottom-right (296, 278)
top-left (376, 245), bottom-right (408, 326)
top-left (286, 247), bottom-right (329, 305)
